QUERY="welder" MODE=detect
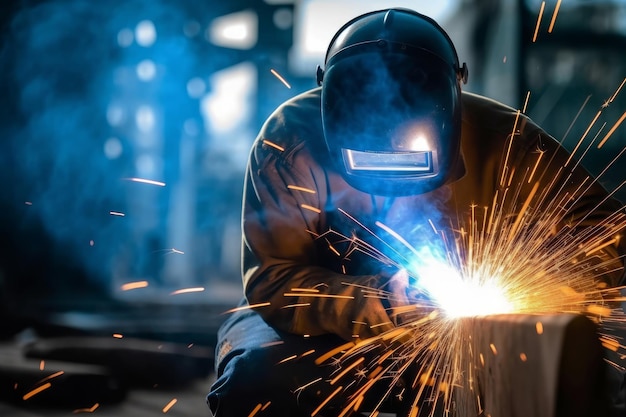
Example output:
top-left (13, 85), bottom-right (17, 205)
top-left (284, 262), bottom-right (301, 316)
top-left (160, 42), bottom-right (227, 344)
top-left (207, 8), bottom-right (625, 416)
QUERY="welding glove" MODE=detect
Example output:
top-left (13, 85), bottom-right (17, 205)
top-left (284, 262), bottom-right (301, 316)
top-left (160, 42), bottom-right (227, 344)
top-left (314, 274), bottom-right (394, 341)
top-left (382, 268), bottom-right (435, 327)
top-left (383, 268), bottom-right (411, 323)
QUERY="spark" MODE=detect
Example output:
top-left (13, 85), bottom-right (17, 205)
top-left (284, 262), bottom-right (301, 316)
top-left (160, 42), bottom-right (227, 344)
top-left (522, 90), bottom-right (531, 113)
top-left (162, 398), bottom-right (177, 413)
top-left (277, 354), bottom-right (298, 364)
top-left (39, 360), bottom-right (44, 371)
top-left (113, 333), bottom-right (123, 339)
top-left (609, 78), bottom-right (626, 104)
top-left (36, 371), bottom-right (64, 385)
top-left (301, 204), bottom-right (321, 213)
top-left (565, 109), bottom-right (602, 166)
top-left (548, 0), bottom-right (562, 33)
top-left (262, 139), bottom-right (285, 152)
top-left (500, 110), bottom-right (521, 186)
top-left (283, 292), bottom-right (354, 299)
top-left (270, 68), bottom-right (292, 89)
top-left (248, 402), bottom-right (272, 417)
top-left (597, 111), bottom-right (626, 149)
top-left (290, 288), bottom-right (320, 293)
top-left (72, 403), bottom-right (99, 413)
top-left (222, 302), bottom-right (271, 314)
top-left (330, 357), bottom-right (365, 385)
top-left (288, 184), bottom-right (316, 194)
top-left (124, 177), bottom-right (166, 187)
top-left (295, 377), bottom-right (322, 394)
top-left (311, 385), bottom-right (344, 416)
top-left (171, 287), bottom-right (205, 295)
top-left (248, 403), bottom-right (262, 417)
top-left (23, 382), bottom-right (51, 400)
top-left (282, 302), bottom-right (311, 308)
top-left (301, 349), bottom-right (316, 358)
top-left (109, 211), bottom-right (125, 216)
top-left (532, 1), bottom-right (546, 42)
top-left (507, 181), bottom-right (540, 241)
top-left (562, 95), bottom-right (592, 144)
top-left (528, 145), bottom-right (546, 183)
top-left (260, 341), bottom-right (285, 348)
top-left (121, 281), bottom-right (149, 291)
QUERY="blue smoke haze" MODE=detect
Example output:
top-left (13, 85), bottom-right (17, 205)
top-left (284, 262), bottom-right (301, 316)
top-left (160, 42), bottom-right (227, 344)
top-left (1, 0), bottom-right (246, 302)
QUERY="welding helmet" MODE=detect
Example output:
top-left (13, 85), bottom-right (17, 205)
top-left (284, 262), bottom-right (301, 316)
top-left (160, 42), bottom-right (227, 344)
top-left (317, 8), bottom-right (468, 196)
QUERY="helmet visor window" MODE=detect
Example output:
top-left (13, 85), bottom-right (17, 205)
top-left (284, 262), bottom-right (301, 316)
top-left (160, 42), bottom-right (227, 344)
top-left (343, 148), bottom-right (433, 172)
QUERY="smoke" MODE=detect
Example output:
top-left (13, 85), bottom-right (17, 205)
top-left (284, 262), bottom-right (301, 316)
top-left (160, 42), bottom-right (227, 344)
top-left (1, 0), bottom-right (206, 298)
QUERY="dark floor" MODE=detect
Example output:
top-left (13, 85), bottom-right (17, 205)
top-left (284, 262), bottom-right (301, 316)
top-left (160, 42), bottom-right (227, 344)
top-left (0, 298), bottom-right (235, 417)
top-left (0, 338), bottom-right (217, 417)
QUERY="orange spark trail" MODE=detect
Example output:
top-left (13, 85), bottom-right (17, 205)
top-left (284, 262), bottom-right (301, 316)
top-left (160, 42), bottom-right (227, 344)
top-left (72, 403), bottom-right (99, 413)
top-left (171, 287), bottom-right (205, 295)
top-left (222, 302), bottom-right (271, 315)
top-left (23, 382), bottom-right (51, 400)
top-left (548, 0), bottom-right (562, 33)
top-left (124, 177), bottom-right (166, 187)
top-left (270, 68), bottom-right (292, 89)
top-left (597, 111), bottom-right (626, 149)
top-left (162, 398), bottom-right (177, 413)
top-left (288, 184), bottom-right (317, 194)
top-left (523, 90), bottom-right (531, 113)
top-left (121, 280), bottom-right (149, 291)
top-left (36, 371), bottom-right (64, 385)
top-left (262, 139), bottom-right (285, 152)
top-left (609, 78), bottom-right (626, 104)
top-left (532, 2), bottom-right (546, 42)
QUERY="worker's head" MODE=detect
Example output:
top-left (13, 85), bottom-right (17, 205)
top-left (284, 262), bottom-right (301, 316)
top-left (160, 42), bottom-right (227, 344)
top-left (318, 8), bottom-right (468, 196)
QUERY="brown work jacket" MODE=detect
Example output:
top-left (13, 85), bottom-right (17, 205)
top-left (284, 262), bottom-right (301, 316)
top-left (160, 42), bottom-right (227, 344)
top-left (241, 87), bottom-right (625, 340)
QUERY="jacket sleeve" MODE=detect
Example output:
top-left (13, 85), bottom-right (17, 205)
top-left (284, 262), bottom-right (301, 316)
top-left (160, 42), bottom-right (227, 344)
top-left (240, 98), bottom-right (394, 340)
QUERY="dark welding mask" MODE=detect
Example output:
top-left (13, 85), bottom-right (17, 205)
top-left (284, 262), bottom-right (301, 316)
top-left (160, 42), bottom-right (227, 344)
top-left (318, 8), bottom-right (468, 196)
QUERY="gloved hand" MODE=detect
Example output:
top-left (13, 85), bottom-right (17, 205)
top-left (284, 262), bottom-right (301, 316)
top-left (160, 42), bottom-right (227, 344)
top-left (315, 274), bottom-right (395, 341)
top-left (383, 268), bottom-right (411, 324)
top-left (382, 268), bottom-right (435, 327)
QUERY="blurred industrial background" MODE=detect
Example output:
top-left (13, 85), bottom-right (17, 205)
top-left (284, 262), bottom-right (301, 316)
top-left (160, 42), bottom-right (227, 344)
top-left (0, 0), bottom-right (624, 415)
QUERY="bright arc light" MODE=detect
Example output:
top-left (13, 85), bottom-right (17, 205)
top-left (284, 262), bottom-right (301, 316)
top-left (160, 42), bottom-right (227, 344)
top-left (412, 260), bottom-right (514, 318)
top-left (409, 134), bottom-right (431, 151)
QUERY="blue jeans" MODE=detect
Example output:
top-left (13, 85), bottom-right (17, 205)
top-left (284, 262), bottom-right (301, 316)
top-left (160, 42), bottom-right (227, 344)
top-left (206, 303), bottom-right (409, 417)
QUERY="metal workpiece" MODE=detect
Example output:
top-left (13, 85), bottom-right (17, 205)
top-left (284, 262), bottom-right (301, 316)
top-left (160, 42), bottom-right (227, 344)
top-left (463, 314), bottom-right (607, 417)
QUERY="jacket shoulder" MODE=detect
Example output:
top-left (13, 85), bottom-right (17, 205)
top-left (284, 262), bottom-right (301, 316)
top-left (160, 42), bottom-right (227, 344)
top-left (254, 87), bottom-right (325, 158)
top-left (461, 91), bottom-right (544, 137)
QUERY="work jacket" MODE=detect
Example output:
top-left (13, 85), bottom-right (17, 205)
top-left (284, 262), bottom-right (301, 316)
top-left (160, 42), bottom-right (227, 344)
top-left (241, 87), bottom-right (625, 340)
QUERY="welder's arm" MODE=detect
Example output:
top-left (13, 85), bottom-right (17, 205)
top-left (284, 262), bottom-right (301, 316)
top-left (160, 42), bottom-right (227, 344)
top-left (240, 143), bottom-right (395, 341)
